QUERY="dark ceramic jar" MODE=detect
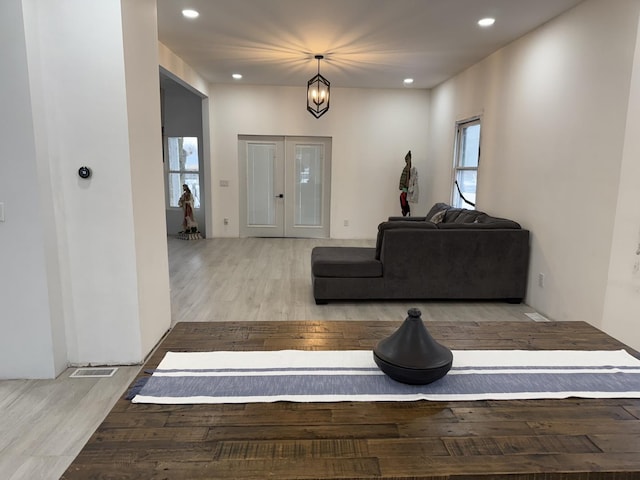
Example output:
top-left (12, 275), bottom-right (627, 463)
top-left (373, 308), bottom-right (453, 385)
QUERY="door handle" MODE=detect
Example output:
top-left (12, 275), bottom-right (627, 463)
top-left (275, 194), bottom-right (284, 198)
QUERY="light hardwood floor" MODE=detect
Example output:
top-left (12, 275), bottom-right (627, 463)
top-left (1, 236), bottom-right (538, 480)
top-left (168, 237), bottom-right (537, 325)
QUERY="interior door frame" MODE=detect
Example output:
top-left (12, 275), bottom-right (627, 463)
top-left (238, 135), bottom-right (331, 238)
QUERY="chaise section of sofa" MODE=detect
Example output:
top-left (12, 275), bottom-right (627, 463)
top-left (311, 203), bottom-right (530, 304)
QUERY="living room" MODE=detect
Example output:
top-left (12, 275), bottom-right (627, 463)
top-left (2, 0), bottom-right (640, 381)
top-left (166, 0), bottom-right (640, 351)
top-left (2, 0), bottom-right (640, 478)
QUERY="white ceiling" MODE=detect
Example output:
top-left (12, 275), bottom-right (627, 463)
top-left (156, 0), bottom-right (584, 90)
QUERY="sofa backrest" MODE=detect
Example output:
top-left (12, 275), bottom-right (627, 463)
top-left (437, 219), bottom-right (521, 229)
top-left (425, 203), bottom-right (521, 229)
top-left (377, 203), bottom-right (522, 259)
top-left (443, 208), bottom-right (483, 223)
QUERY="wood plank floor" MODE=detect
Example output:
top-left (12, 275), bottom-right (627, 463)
top-left (2, 237), bottom-right (545, 479)
top-left (62, 320), bottom-right (640, 479)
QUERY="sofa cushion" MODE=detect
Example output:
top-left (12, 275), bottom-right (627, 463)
top-left (429, 209), bottom-right (446, 224)
top-left (425, 202), bottom-right (450, 220)
top-left (375, 221), bottom-right (438, 259)
top-left (312, 247), bottom-right (382, 278)
top-left (443, 208), bottom-right (484, 224)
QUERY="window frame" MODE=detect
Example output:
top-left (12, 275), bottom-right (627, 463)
top-left (451, 116), bottom-right (481, 209)
top-left (165, 136), bottom-right (201, 210)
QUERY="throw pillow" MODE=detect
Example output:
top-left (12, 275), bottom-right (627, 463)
top-left (430, 209), bottom-right (446, 224)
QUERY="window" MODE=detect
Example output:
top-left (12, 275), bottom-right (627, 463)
top-left (166, 136), bottom-right (200, 208)
top-left (452, 118), bottom-right (481, 209)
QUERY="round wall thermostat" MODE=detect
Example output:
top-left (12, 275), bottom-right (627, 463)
top-left (78, 166), bottom-right (92, 179)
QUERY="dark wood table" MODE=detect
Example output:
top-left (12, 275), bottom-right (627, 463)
top-left (62, 321), bottom-right (640, 479)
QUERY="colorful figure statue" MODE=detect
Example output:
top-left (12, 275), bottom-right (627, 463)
top-left (178, 184), bottom-right (198, 233)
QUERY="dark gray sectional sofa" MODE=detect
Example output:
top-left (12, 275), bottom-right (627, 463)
top-left (311, 203), bottom-right (530, 304)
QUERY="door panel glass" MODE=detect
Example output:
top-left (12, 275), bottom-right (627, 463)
top-left (294, 145), bottom-right (322, 226)
top-left (247, 143), bottom-right (276, 226)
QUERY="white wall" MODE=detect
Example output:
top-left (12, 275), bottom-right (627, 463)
top-left (121, 0), bottom-right (172, 359)
top-left (429, 0), bottom-right (640, 350)
top-left (159, 43), bottom-right (209, 98)
top-left (24, 0), bottom-right (139, 364)
top-left (0, 0), bottom-right (64, 379)
top-left (602, 12), bottom-right (640, 352)
top-left (208, 85), bottom-right (431, 239)
top-left (0, 0), bottom-right (171, 378)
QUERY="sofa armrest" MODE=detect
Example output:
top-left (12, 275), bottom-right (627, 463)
top-left (375, 221), bottom-right (437, 259)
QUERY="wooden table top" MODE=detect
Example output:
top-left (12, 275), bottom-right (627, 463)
top-left (62, 320), bottom-right (640, 479)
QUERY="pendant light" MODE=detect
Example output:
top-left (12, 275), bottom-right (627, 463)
top-left (307, 55), bottom-right (330, 118)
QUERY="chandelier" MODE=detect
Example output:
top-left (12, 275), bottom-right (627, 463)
top-left (307, 55), bottom-right (330, 118)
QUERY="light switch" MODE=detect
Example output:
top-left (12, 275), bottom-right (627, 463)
top-left (0, 202), bottom-right (4, 222)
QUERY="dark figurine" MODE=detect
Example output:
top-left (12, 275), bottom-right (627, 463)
top-left (399, 150), bottom-right (411, 216)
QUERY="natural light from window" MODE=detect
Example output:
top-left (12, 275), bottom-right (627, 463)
top-left (167, 136), bottom-right (201, 209)
top-left (452, 119), bottom-right (480, 209)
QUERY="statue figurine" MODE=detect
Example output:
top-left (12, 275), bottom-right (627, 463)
top-left (399, 150), bottom-right (411, 216)
top-left (178, 184), bottom-right (199, 234)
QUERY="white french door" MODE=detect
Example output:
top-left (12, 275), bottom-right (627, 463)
top-left (239, 135), bottom-right (331, 238)
top-left (238, 137), bottom-right (284, 238)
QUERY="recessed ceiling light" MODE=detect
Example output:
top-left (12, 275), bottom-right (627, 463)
top-left (182, 9), bottom-right (199, 19)
top-left (478, 17), bottom-right (495, 27)
top-left (232, 73), bottom-right (243, 80)
top-left (403, 78), bottom-right (414, 86)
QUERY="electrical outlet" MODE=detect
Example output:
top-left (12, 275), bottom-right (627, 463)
top-left (538, 273), bottom-right (545, 288)
top-left (344, 220), bottom-right (349, 227)
top-left (223, 218), bottom-right (229, 225)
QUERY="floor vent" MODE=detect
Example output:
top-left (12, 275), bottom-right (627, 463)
top-left (525, 312), bottom-right (550, 322)
top-left (70, 367), bottom-right (118, 378)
